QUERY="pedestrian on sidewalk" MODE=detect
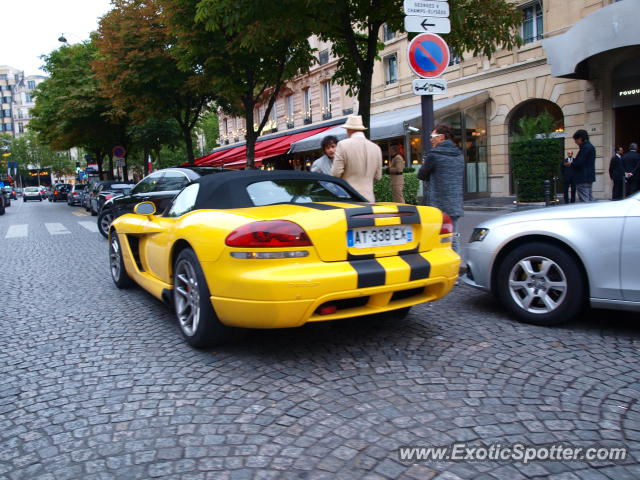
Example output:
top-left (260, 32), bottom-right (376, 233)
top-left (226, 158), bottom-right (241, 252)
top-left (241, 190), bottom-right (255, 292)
top-left (311, 135), bottom-right (338, 175)
top-left (609, 146), bottom-right (625, 200)
top-left (566, 129), bottom-right (596, 202)
top-left (622, 143), bottom-right (640, 197)
top-left (560, 153), bottom-right (576, 204)
top-left (417, 124), bottom-right (464, 252)
top-left (388, 143), bottom-right (405, 203)
top-left (332, 115), bottom-right (382, 202)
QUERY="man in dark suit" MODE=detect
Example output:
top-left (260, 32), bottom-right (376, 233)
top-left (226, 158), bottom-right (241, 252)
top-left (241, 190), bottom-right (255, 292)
top-left (609, 146), bottom-right (625, 200)
top-left (561, 155), bottom-right (576, 204)
top-left (622, 143), bottom-right (640, 197)
top-left (566, 129), bottom-right (596, 202)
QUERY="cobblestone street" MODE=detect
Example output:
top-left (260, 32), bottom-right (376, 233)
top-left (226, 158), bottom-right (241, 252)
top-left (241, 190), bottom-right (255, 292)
top-left (1, 200), bottom-right (640, 479)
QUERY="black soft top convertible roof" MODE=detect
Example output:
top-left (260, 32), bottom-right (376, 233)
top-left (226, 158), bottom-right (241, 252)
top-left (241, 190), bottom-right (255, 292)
top-left (193, 170), bottom-right (366, 209)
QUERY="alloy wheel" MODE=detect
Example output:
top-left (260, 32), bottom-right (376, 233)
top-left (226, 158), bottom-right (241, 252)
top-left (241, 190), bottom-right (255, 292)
top-left (508, 256), bottom-right (567, 314)
top-left (174, 259), bottom-right (201, 337)
top-left (100, 212), bottom-right (114, 235)
top-left (109, 236), bottom-right (121, 281)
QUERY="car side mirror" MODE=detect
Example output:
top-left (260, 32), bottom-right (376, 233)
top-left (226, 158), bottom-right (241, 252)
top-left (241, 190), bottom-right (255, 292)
top-left (134, 201), bottom-right (156, 216)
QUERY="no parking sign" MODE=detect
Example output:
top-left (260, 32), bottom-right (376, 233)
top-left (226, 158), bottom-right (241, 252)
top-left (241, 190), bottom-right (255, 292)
top-left (407, 33), bottom-right (450, 79)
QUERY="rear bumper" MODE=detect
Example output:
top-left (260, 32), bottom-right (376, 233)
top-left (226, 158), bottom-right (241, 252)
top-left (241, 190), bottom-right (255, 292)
top-left (206, 248), bottom-right (459, 329)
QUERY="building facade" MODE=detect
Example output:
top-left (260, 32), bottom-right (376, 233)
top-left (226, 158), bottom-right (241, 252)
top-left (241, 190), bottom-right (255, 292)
top-left (0, 65), bottom-right (46, 138)
top-left (214, 0), bottom-right (636, 199)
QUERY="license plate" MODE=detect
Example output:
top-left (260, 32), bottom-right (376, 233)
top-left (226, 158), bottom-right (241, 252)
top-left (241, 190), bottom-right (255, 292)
top-left (347, 225), bottom-right (413, 249)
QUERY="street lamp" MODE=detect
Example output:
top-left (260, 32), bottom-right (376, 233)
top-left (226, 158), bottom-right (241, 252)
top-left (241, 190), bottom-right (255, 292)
top-left (58, 34), bottom-right (68, 43)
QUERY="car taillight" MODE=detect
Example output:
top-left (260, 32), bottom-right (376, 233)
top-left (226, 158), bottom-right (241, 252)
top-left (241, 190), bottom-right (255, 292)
top-left (73, 192), bottom-right (78, 196)
top-left (54, 190), bottom-right (58, 195)
top-left (225, 221), bottom-right (312, 248)
top-left (440, 213), bottom-right (454, 235)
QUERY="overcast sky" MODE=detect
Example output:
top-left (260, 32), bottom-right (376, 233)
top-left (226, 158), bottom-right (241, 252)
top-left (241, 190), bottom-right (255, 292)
top-left (2, 0), bottom-right (113, 76)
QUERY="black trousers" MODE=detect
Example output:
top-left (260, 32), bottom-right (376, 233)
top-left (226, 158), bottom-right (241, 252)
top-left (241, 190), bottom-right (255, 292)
top-left (626, 179), bottom-right (638, 198)
top-left (612, 179), bottom-right (624, 200)
top-left (563, 180), bottom-right (576, 204)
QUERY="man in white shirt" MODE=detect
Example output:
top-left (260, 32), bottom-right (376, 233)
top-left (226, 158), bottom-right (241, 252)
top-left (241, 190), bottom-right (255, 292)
top-left (311, 135), bottom-right (338, 175)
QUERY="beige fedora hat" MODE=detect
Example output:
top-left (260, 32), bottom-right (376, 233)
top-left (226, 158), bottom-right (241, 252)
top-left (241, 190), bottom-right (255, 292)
top-left (342, 115), bottom-right (367, 131)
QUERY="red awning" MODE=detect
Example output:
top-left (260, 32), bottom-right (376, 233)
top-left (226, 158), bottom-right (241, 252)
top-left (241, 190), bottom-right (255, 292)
top-left (194, 125), bottom-right (334, 168)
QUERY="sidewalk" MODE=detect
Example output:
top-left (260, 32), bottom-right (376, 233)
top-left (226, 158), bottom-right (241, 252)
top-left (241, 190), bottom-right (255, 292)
top-left (464, 196), bottom-right (517, 212)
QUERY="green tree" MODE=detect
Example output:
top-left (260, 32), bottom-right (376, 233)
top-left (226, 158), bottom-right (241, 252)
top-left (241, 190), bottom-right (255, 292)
top-left (312, 0), bottom-right (523, 132)
top-left (196, 111), bottom-right (220, 154)
top-left (94, 0), bottom-right (214, 164)
top-left (163, 0), bottom-right (316, 168)
top-left (29, 40), bottom-right (128, 180)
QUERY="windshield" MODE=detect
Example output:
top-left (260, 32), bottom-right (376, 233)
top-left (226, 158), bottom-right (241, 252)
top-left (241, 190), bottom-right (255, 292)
top-left (25, 187), bottom-right (39, 192)
top-left (246, 179), bottom-right (357, 207)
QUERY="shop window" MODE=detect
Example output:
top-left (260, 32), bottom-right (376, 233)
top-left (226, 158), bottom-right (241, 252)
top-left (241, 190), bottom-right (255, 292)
top-left (384, 54), bottom-right (398, 85)
top-left (383, 24), bottom-right (396, 42)
top-left (522, 1), bottom-right (543, 44)
top-left (319, 49), bottom-right (329, 65)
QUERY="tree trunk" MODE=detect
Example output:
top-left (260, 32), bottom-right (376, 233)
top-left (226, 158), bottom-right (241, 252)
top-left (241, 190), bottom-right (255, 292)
top-left (143, 148), bottom-right (150, 176)
top-left (122, 157), bottom-right (129, 182)
top-left (93, 150), bottom-right (104, 180)
top-left (181, 125), bottom-right (195, 165)
top-left (244, 102), bottom-right (256, 169)
top-left (357, 65), bottom-right (374, 137)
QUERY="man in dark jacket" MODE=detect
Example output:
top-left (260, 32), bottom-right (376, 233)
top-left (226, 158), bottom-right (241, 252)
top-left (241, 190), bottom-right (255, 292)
top-left (622, 143), bottom-right (640, 197)
top-left (560, 156), bottom-right (576, 204)
top-left (609, 146), bottom-right (625, 200)
top-left (417, 124), bottom-right (464, 252)
top-left (566, 129), bottom-right (596, 202)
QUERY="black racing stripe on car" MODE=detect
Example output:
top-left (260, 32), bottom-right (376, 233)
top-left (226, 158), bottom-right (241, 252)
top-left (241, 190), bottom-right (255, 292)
top-left (400, 253), bottom-right (431, 281)
top-left (399, 246), bottom-right (419, 256)
top-left (349, 258), bottom-right (386, 289)
top-left (346, 206), bottom-right (376, 228)
top-left (397, 205), bottom-right (421, 225)
top-left (301, 203), bottom-right (342, 211)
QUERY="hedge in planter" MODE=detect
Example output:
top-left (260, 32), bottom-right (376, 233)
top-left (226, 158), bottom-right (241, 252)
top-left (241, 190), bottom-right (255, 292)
top-left (511, 138), bottom-right (563, 202)
top-left (374, 172), bottom-right (419, 204)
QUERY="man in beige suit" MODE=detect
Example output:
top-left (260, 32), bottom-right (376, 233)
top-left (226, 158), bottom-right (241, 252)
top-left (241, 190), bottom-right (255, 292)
top-left (331, 115), bottom-right (382, 202)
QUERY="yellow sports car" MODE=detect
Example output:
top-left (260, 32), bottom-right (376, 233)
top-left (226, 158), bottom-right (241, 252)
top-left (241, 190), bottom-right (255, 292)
top-left (109, 170), bottom-right (460, 347)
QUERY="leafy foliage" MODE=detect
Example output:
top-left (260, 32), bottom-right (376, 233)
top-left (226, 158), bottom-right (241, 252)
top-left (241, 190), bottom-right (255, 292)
top-left (515, 113), bottom-right (557, 141)
top-left (162, 0), bottom-right (316, 168)
top-left (196, 112), bottom-right (220, 153)
top-left (29, 40), bottom-right (127, 180)
top-left (374, 173), bottom-right (419, 205)
top-left (511, 138), bottom-right (563, 202)
top-left (94, 0), bottom-right (213, 163)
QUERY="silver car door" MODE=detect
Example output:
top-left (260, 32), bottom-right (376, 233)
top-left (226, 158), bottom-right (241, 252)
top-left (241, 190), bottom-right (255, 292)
top-left (621, 197), bottom-right (640, 301)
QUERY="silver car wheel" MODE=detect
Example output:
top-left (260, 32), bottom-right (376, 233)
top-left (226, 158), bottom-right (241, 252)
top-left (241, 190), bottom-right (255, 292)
top-left (174, 259), bottom-right (201, 337)
top-left (109, 237), bottom-right (121, 280)
top-left (508, 256), bottom-right (567, 314)
top-left (100, 212), bottom-right (114, 234)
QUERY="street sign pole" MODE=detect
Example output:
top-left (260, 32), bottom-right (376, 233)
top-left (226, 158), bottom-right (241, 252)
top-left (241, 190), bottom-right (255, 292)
top-left (421, 95), bottom-right (434, 161)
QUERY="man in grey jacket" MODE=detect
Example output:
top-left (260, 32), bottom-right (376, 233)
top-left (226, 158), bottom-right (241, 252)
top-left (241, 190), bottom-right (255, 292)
top-left (417, 124), bottom-right (465, 252)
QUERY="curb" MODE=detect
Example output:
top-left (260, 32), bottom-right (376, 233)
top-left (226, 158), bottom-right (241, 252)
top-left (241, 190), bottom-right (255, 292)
top-left (464, 206), bottom-right (515, 212)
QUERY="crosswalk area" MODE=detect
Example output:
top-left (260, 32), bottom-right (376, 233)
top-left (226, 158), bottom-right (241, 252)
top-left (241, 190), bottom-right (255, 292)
top-left (3, 221), bottom-right (99, 238)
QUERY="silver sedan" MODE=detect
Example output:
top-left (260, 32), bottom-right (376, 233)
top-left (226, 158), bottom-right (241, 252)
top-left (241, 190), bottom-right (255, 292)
top-left (462, 194), bottom-right (640, 325)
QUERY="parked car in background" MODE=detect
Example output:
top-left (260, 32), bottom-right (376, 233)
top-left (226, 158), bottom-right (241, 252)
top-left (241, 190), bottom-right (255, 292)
top-left (23, 186), bottom-right (42, 202)
top-left (78, 185), bottom-right (90, 208)
top-left (463, 194), bottom-right (640, 326)
top-left (1, 187), bottom-right (12, 207)
top-left (40, 186), bottom-right (49, 199)
top-left (86, 181), bottom-right (125, 215)
top-left (98, 167), bottom-right (225, 238)
top-left (14, 188), bottom-right (23, 198)
top-left (67, 184), bottom-right (87, 206)
top-left (94, 183), bottom-right (132, 215)
top-left (49, 184), bottom-right (71, 202)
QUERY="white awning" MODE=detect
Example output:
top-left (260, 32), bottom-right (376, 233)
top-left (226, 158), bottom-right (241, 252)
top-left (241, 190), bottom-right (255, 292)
top-left (543, 1), bottom-right (640, 79)
top-left (289, 90), bottom-right (488, 153)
